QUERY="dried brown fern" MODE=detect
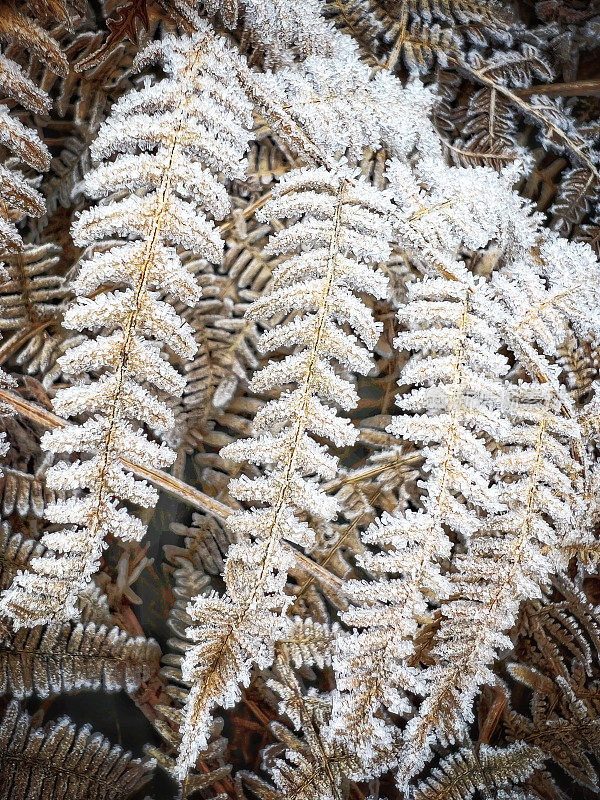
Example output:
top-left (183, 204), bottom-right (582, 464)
top-left (0, 618), bottom-right (161, 698)
top-left (0, 1), bottom-right (69, 250)
top-left (0, 699), bottom-right (155, 800)
top-left (0, 243), bottom-right (70, 376)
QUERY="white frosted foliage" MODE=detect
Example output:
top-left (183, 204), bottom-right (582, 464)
top-left (327, 135), bottom-right (600, 789)
top-left (176, 163), bottom-right (394, 777)
top-left (0, 26), bottom-right (252, 629)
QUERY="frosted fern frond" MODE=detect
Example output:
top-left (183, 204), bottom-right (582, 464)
top-left (390, 278), bottom-right (509, 526)
top-left (382, 162), bottom-right (600, 785)
top-left (256, 54), bottom-right (436, 164)
top-left (525, 96), bottom-right (598, 161)
top-left (279, 616), bottom-right (341, 669)
top-left (0, 27), bottom-right (252, 628)
top-left (387, 156), bottom-right (535, 281)
top-left (176, 164), bottom-right (393, 778)
top-left (256, 52), bottom-right (381, 161)
top-left (413, 742), bottom-right (544, 800)
top-left (451, 88), bottom-right (521, 168)
top-left (329, 144), bottom-right (600, 784)
top-left (0, 369), bottom-right (14, 479)
top-left (199, 0), bottom-right (341, 64)
top-left (0, 519), bottom-right (110, 627)
top-left (389, 144), bottom-right (600, 393)
top-left (146, 711), bottom-right (231, 799)
top-left (468, 46), bottom-right (553, 89)
top-left (493, 234), bottom-right (600, 369)
top-left (398, 380), bottom-right (588, 784)
top-left (329, 276), bottom-right (509, 764)
top-left (152, 540), bottom-right (233, 787)
top-left (0, 267), bottom-right (16, 475)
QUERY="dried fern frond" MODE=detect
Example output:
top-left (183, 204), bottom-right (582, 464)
top-left (0, 470), bottom-right (68, 539)
top-left (556, 330), bottom-right (598, 402)
top-left (170, 206), bottom-right (281, 450)
top-left (484, 577), bottom-right (600, 794)
top-left (449, 88), bottom-right (521, 168)
top-left (168, 513), bottom-right (235, 578)
top-left (324, 0), bottom-right (513, 65)
top-left (0, 243), bottom-right (69, 376)
top-left (0, 1), bottom-right (69, 250)
top-left (0, 617), bottom-right (160, 698)
top-left (242, 666), bottom-right (360, 800)
top-left (579, 209), bottom-right (600, 255)
top-left (0, 521), bottom-right (44, 591)
top-left (505, 664), bottom-right (600, 791)
top-left (386, 20), bottom-right (460, 72)
top-left (0, 699), bottom-right (155, 800)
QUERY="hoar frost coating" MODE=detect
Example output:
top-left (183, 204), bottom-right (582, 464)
top-left (0, 26), bottom-right (252, 627)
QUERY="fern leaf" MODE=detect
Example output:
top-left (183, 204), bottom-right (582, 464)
top-left (258, 666), bottom-right (360, 800)
top-left (0, 243), bottom-right (69, 376)
top-left (147, 533), bottom-right (232, 790)
top-left (413, 742), bottom-right (544, 800)
top-left (283, 616), bottom-right (341, 670)
top-left (0, 521), bottom-right (44, 591)
top-left (0, 467), bottom-right (66, 520)
top-left (0, 699), bottom-right (154, 799)
top-left (0, 27), bottom-right (252, 627)
top-left (551, 166), bottom-right (600, 235)
top-left (330, 276), bottom-right (509, 765)
top-left (0, 1), bottom-right (68, 250)
top-left (0, 619), bottom-right (160, 698)
top-left (194, 0), bottom-right (340, 63)
top-left (400, 381), bottom-right (585, 784)
top-left (176, 163), bottom-right (393, 778)
top-left (451, 88), bottom-right (520, 168)
top-left (468, 46), bottom-right (553, 88)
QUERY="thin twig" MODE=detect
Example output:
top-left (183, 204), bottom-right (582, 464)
top-left (515, 78), bottom-right (600, 99)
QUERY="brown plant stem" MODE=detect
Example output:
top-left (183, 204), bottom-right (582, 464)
top-left (515, 78), bottom-right (600, 98)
